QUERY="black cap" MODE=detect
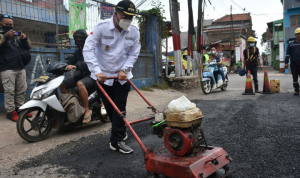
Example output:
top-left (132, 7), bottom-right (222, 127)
top-left (206, 47), bottom-right (211, 50)
top-left (115, 0), bottom-right (138, 16)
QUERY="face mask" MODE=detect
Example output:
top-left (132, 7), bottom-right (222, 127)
top-left (117, 13), bottom-right (132, 30)
top-left (75, 40), bottom-right (85, 49)
top-left (207, 52), bottom-right (211, 55)
top-left (250, 43), bottom-right (255, 47)
top-left (1, 24), bottom-right (13, 32)
top-left (212, 51), bottom-right (216, 54)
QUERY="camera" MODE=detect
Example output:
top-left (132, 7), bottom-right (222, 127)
top-left (14, 31), bottom-right (22, 36)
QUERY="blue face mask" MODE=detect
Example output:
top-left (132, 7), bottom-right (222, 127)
top-left (250, 43), bottom-right (255, 47)
top-left (207, 52), bottom-right (211, 54)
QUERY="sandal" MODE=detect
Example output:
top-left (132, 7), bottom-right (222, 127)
top-left (83, 110), bottom-right (92, 124)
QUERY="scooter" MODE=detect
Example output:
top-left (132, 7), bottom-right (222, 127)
top-left (201, 62), bottom-right (229, 94)
top-left (16, 61), bottom-right (109, 142)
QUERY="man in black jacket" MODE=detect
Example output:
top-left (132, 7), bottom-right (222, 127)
top-left (59, 29), bottom-right (97, 123)
top-left (285, 28), bottom-right (300, 95)
top-left (0, 15), bottom-right (31, 122)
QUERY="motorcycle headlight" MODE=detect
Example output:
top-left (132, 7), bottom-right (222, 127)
top-left (42, 90), bottom-right (53, 99)
top-left (31, 89), bottom-right (44, 100)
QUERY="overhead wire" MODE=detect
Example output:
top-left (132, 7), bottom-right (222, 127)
top-left (140, 0), bottom-right (152, 10)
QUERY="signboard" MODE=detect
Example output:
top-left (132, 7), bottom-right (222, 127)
top-left (235, 46), bottom-right (240, 62)
top-left (222, 58), bottom-right (230, 67)
top-left (220, 44), bottom-right (235, 51)
top-left (100, 3), bottom-right (114, 20)
top-left (220, 42), bottom-right (242, 51)
top-left (279, 41), bottom-right (284, 62)
top-left (69, 0), bottom-right (86, 38)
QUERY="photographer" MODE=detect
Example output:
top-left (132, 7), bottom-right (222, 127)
top-left (0, 15), bottom-right (31, 122)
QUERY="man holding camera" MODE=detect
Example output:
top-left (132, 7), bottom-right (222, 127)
top-left (0, 15), bottom-right (31, 121)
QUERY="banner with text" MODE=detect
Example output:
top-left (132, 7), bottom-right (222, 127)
top-left (100, 3), bottom-right (114, 20)
top-left (69, 0), bottom-right (86, 38)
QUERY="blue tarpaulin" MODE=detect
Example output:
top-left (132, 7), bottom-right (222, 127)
top-left (163, 51), bottom-right (175, 56)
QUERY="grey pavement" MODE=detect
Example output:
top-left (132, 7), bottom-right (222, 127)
top-left (0, 88), bottom-right (185, 170)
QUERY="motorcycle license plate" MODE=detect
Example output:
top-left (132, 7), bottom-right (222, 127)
top-left (35, 76), bottom-right (50, 83)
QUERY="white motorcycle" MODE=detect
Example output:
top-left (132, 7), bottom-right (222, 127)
top-left (17, 61), bottom-right (109, 142)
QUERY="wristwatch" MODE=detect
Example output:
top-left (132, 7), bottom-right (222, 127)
top-left (122, 69), bottom-right (128, 74)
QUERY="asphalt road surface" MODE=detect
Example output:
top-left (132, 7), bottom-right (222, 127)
top-left (6, 92), bottom-right (300, 178)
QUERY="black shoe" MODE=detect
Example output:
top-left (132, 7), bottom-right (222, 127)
top-left (109, 141), bottom-right (133, 154)
top-left (294, 91), bottom-right (299, 95)
top-left (123, 132), bottom-right (128, 141)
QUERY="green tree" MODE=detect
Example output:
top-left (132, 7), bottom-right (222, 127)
top-left (252, 30), bottom-right (257, 38)
top-left (260, 32), bottom-right (270, 53)
top-left (261, 32), bottom-right (267, 46)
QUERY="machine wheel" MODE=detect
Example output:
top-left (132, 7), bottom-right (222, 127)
top-left (207, 165), bottom-right (233, 178)
top-left (17, 107), bottom-right (53, 142)
top-left (201, 80), bottom-right (212, 94)
top-left (146, 171), bottom-right (170, 178)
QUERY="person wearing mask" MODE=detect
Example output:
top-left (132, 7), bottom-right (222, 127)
top-left (211, 46), bottom-right (226, 84)
top-left (285, 28), bottom-right (300, 95)
top-left (0, 14), bottom-right (32, 121)
top-left (203, 47), bottom-right (211, 69)
top-left (83, 0), bottom-right (140, 154)
top-left (242, 36), bottom-right (262, 93)
top-left (59, 29), bottom-right (106, 124)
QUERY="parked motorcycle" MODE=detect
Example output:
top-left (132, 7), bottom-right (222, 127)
top-left (201, 62), bottom-right (229, 94)
top-left (17, 61), bottom-right (109, 142)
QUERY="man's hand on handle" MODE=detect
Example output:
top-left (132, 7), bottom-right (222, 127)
top-left (285, 64), bottom-right (288, 69)
top-left (117, 70), bottom-right (128, 81)
top-left (96, 73), bottom-right (107, 83)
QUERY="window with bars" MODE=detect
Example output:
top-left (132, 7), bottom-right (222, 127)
top-left (290, 15), bottom-right (300, 27)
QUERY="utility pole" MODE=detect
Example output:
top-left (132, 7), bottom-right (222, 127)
top-left (54, 0), bottom-right (59, 49)
top-left (197, 0), bottom-right (203, 78)
top-left (169, 0), bottom-right (182, 77)
top-left (229, 5), bottom-right (236, 72)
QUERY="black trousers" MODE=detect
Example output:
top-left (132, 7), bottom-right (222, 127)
top-left (246, 66), bottom-right (258, 85)
top-left (291, 62), bottom-right (300, 92)
top-left (97, 80), bottom-right (131, 145)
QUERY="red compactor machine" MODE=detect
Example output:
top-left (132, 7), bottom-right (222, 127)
top-left (97, 78), bottom-right (234, 178)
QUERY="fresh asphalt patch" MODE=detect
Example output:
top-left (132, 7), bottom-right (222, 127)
top-left (9, 93), bottom-right (300, 178)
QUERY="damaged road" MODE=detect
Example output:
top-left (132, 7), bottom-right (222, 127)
top-left (2, 93), bottom-right (300, 178)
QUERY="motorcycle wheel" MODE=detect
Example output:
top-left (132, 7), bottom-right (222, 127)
top-left (201, 80), bottom-right (212, 94)
top-left (17, 107), bottom-right (53, 142)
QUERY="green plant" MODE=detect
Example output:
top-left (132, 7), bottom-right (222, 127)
top-left (150, 79), bottom-right (170, 90)
top-left (136, 1), bottom-right (168, 50)
top-left (140, 86), bottom-right (154, 92)
top-left (140, 79), bottom-right (170, 91)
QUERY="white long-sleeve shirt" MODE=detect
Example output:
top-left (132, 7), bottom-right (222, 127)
top-left (83, 17), bottom-right (141, 86)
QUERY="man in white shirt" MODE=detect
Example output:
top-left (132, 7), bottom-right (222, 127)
top-left (83, 0), bottom-right (140, 154)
